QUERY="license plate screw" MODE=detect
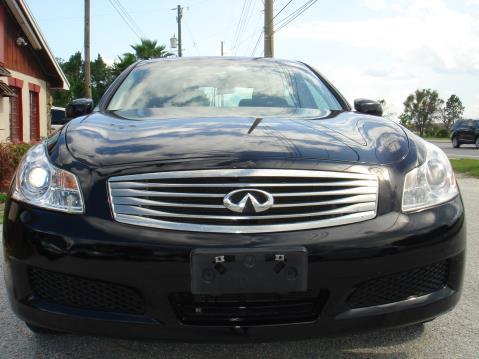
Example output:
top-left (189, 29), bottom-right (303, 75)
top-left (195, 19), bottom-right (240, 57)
top-left (215, 256), bottom-right (226, 263)
top-left (274, 254), bottom-right (285, 262)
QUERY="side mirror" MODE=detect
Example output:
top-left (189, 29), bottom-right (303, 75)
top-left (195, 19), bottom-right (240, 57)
top-left (354, 99), bottom-right (383, 117)
top-left (66, 98), bottom-right (94, 119)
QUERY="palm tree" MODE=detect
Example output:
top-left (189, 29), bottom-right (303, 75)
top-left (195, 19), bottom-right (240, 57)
top-left (111, 52), bottom-right (137, 77)
top-left (130, 39), bottom-right (172, 60)
top-left (112, 39), bottom-right (172, 78)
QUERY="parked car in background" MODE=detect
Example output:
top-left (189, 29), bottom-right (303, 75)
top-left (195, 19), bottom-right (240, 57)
top-left (451, 119), bottom-right (479, 148)
top-left (3, 57), bottom-right (465, 340)
top-left (50, 106), bottom-right (67, 131)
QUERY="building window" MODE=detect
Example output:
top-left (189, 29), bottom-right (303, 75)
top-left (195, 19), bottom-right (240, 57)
top-left (9, 86), bottom-right (22, 143)
top-left (29, 91), bottom-right (40, 141)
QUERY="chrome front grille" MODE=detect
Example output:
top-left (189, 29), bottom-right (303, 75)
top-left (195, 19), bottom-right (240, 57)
top-left (108, 169), bottom-right (379, 233)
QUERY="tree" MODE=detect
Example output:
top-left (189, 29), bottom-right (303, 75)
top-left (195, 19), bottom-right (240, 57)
top-left (51, 39), bottom-right (171, 106)
top-left (399, 113), bottom-right (413, 128)
top-left (111, 53), bottom-right (137, 78)
top-left (402, 89), bottom-right (443, 137)
top-left (111, 39), bottom-right (172, 78)
top-left (440, 94), bottom-right (465, 131)
top-left (130, 39), bottom-right (172, 60)
top-left (52, 52), bottom-right (85, 107)
top-left (91, 54), bottom-right (114, 103)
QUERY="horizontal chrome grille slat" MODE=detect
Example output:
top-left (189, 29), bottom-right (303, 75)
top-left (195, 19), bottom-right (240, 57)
top-left (111, 189), bottom-right (225, 198)
top-left (112, 194), bottom-right (377, 209)
top-left (112, 197), bottom-right (225, 209)
top-left (111, 187), bottom-right (377, 198)
top-left (114, 211), bottom-right (378, 234)
top-left (108, 169), bottom-right (379, 233)
top-left (273, 194), bottom-right (377, 208)
top-left (109, 169), bottom-right (375, 182)
top-left (109, 180), bottom-right (378, 189)
top-left (114, 202), bottom-right (377, 220)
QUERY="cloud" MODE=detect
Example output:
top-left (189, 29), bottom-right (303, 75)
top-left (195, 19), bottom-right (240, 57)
top-left (283, 0), bottom-right (479, 73)
top-left (318, 64), bottom-right (418, 116)
top-left (278, 0), bottom-right (479, 117)
top-left (465, 95), bottom-right (479, 118)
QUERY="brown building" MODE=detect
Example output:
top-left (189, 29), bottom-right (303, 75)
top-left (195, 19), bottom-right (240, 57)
top-left (0, 0), bottom-right (68, 143)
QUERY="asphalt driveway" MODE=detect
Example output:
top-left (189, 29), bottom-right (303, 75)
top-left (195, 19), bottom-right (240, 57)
top-left (428, 140), bottom-right (479, 159)
top-left (0, 177), bottom-right (478, 359)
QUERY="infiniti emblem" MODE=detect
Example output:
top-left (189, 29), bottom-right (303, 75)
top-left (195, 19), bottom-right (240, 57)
top-left (223, 189), bottom-right (274, 214)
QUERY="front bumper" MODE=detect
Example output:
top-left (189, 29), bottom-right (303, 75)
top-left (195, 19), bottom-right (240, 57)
top-left (3, 196), bottom-right (466, 340)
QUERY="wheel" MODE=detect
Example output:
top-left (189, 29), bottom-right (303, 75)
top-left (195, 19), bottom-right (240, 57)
top-left (452, 137), bottom-right (460, 148)
top-left (25, 322), bottom-right (63, 335)
top-left (475, 137), bottom-right (479, 148)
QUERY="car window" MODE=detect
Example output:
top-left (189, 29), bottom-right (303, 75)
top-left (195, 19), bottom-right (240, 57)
top-left (51, 109), bottom-right (66, 125)
top-left (107, 60), bottom-right (343, 118)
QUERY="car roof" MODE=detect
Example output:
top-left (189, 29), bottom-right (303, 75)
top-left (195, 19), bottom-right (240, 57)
top-left (139, 56), bottom-right (304, 68)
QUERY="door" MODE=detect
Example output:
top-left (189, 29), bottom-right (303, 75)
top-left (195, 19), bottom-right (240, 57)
top-left (9, 87), bottom-right (23, 142)
top-left (29, 91), bottom-right (40, 141)
top-left (463, 120), bottom-right (475, 143)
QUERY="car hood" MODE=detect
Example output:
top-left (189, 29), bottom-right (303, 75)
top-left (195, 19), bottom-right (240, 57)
top-left (65, 109), bottom-right (409, 167)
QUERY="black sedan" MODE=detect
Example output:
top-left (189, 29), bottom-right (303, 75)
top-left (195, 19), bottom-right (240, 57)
top-left (3, 57), bottom-right (465, 340)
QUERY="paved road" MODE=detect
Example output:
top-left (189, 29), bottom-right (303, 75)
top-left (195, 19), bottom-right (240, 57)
top-left (0, 177), bottom-right (478, 359)
top-left (428, 140), bottom-right (479, 159)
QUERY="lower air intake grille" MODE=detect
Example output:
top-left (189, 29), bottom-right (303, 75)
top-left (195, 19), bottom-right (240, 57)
top-left (347, 261), bottom-right (449, 309)
top-left (28, 267), bottom-right (144, 315)
top-left (171, 291), bottom-right (322, 326)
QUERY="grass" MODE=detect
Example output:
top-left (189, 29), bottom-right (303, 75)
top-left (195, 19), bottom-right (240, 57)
top-left (451, 159), bottom-right (479, 178)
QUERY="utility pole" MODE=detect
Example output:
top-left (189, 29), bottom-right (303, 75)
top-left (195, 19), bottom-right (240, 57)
top-left (221, 41), bottom-right (224, 56)
top-left (177, 5), bottom-right (183, 57)
top-left (264, 0), bottom-right (274, 58)
top-left (84, 0), bottom-right (92, 98)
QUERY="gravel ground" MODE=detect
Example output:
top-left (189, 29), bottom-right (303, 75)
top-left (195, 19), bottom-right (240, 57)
top-left (0, 177), bottom-right (478, 359)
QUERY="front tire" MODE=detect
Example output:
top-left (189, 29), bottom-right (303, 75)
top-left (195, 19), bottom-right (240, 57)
top-left (475, 137), bottom-right (479, 149)
top-left (25, 322), bottom-right (63, 335)
top-left (452, 137), bottom-right (460, 148)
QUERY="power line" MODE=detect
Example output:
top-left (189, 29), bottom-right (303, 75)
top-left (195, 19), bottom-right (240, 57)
top-left (184, 15), bottom-right (199, 55)
top-left (231, 0), bottom-right (249, 54)
top-left (231, 0), bottom-right (257, 55)
top-left (112, 0), bottom-right (146, 38)
top-left (251, 31), bottom-right (263, 56)
top-left (236, 1), bottom-right (264, 54)
top-left (275, 0), bottom-right (313, 27)
top-left (108, 0), bottom-right (143, 40)
top-left (275, 0), bottom-right (318, 32)
top-left (273, 0), bottom-right (293, 20)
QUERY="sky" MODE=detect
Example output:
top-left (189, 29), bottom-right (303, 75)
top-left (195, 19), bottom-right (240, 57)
top-left (25, 0), bottom-right (479, 118)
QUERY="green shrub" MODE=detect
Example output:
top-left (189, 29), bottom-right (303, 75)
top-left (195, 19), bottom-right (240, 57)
top-left (0, 192), bottom-right (6, 203)
top-left (0, 142), bottom-right (33, 192)
top-left (424, 124), bottom-right (450, 138)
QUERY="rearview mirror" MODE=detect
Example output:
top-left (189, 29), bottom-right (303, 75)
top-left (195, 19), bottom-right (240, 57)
top-left (66, 98), bottom-right (94, 119)
top-left (354, 99), bottom-right (383, 117)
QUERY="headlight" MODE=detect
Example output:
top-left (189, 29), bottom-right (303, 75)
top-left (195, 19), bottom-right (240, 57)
top-left (12, 144), bottom-right (84, 213)
top-left (402, 141), bottom-right (458, 212)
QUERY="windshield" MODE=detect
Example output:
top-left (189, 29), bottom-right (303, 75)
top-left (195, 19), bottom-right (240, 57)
top-left (107, 59), bottom-right (343, 118)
